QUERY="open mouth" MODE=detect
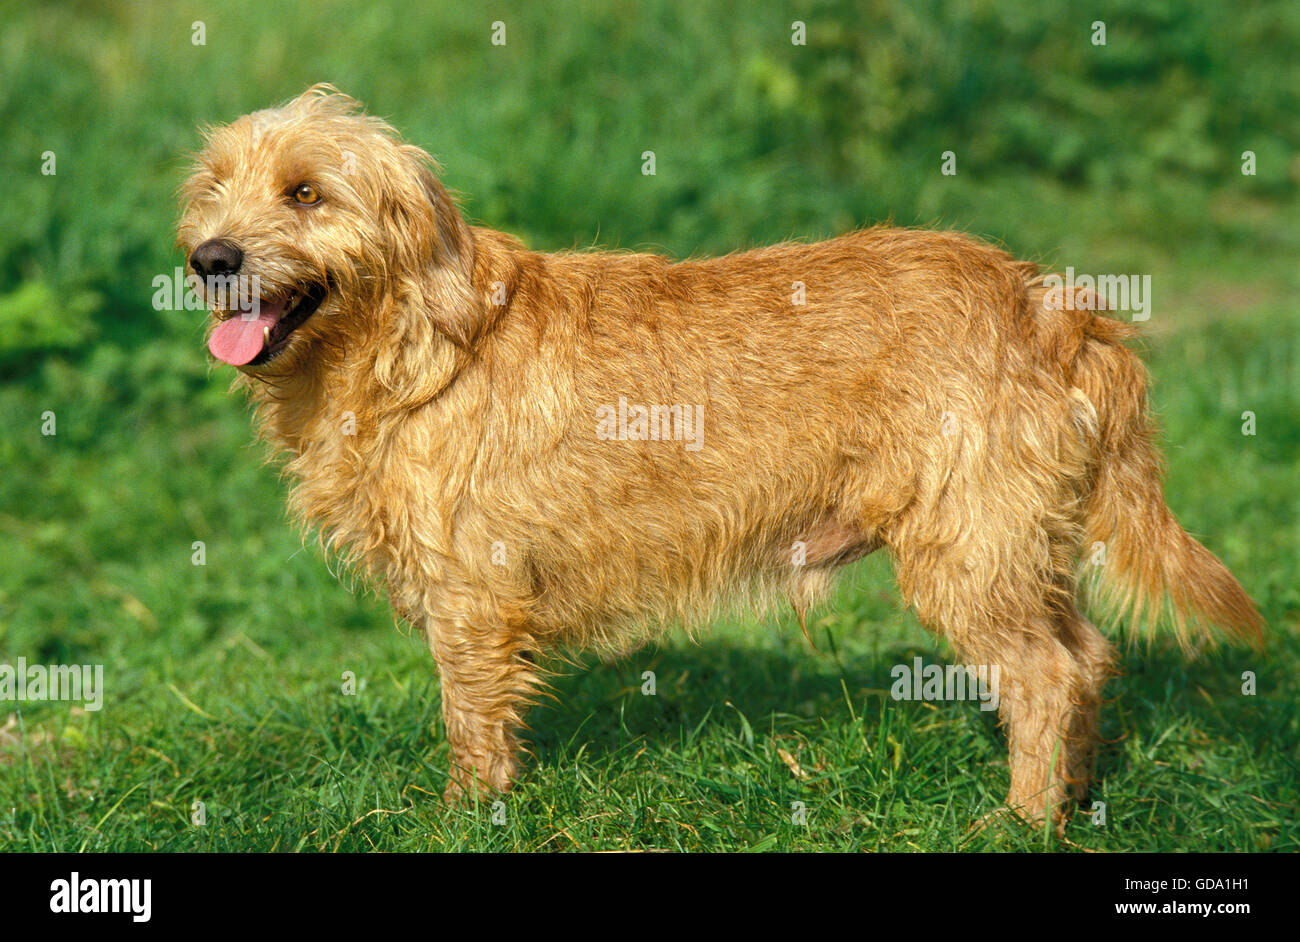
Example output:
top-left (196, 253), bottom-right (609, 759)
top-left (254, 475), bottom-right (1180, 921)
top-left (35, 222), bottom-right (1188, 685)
top-left (207, 282), bottom-right (327, 366)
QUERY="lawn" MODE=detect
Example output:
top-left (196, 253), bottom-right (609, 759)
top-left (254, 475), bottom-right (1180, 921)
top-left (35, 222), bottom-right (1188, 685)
top-left (0, 0), bottom-right (1296, 851)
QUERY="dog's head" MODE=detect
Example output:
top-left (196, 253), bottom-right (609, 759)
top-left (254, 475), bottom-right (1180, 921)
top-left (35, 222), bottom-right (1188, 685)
top-left (176, 85), bottom-right (478, 375)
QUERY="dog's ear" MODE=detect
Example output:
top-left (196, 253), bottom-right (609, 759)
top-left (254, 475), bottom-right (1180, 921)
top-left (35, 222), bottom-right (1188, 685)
top-left (378, 146), bottom-right (486, 350)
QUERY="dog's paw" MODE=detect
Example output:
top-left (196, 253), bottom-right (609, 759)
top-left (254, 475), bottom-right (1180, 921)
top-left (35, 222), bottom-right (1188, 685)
top-left (442, 780), bottom-right (467, 805)
top-left (968, 806), bottom-right (1026, 837)
top-left (968, 804), bottom-right (1069, 842)
top-left (442, 767), bottom-right (507, 805)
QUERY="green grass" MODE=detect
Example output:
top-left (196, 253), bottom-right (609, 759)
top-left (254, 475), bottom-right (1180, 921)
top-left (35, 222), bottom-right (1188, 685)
top-left (0, 0), bottom-right (1297, 851)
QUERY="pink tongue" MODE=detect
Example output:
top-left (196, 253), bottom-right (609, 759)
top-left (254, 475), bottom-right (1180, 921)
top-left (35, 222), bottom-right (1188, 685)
top-left (208, 305), bottom-right (284, 365)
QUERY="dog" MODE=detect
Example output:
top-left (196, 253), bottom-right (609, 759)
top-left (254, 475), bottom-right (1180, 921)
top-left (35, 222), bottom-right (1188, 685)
top-left (177, 85), bottom-right (1263, 830)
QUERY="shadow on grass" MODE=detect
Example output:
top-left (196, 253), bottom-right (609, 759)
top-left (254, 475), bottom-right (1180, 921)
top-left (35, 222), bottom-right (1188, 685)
top-left (525, 631), bottom-right (1276, 791)
top-left (528, 634), bottom-right (985, 761)
top-left (1093, 643), bottom-right (1278, 777)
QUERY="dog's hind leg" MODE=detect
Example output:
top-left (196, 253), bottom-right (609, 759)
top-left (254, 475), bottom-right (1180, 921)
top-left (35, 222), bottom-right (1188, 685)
top-left (883, 392), bottom-right (1106, 829)
top-left (1057, 611), bottom-right (1115, 803)
top-left (892, 532), bottom-right (1101, 828)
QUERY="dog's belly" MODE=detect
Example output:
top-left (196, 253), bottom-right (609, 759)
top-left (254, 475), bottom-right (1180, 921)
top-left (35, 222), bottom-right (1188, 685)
top-left (789, 516), bottom-right (882, 568)
top-left (508, 470), bottom-right (889, 645)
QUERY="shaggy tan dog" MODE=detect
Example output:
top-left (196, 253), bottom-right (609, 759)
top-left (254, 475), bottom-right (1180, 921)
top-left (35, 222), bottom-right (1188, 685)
top-left (177, 86), bottom-right (1263, 829)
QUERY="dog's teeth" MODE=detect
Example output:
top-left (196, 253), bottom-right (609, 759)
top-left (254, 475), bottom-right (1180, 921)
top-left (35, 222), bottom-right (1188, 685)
top-left (263, 326), bottom-right (271, 345)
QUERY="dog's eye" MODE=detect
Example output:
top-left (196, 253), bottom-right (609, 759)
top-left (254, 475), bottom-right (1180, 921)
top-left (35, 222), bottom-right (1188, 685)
top-left (292, 184), bottom-right (321, 205)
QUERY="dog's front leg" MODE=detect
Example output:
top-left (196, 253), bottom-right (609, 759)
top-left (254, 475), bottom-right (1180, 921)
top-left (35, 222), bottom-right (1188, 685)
top-left (421, 597), bottom-right (539, 803)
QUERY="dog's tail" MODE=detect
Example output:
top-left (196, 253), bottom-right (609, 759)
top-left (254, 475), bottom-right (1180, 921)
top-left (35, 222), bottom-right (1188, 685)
top-left (1043, 292), bottom-right (1265, 649)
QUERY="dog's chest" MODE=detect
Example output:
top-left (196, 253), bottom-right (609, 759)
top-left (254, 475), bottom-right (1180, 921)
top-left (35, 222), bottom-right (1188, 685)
top-left (283, 405), bottom-right (477, 583)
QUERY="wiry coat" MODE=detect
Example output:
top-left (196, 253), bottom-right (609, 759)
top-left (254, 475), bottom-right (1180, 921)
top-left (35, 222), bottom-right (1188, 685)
top-left (178, 87), bottom-right (1263, 827)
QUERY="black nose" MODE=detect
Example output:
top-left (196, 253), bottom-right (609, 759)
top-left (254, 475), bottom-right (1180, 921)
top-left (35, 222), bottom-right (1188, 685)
top-left (189, 239), bottom-right (244, 279)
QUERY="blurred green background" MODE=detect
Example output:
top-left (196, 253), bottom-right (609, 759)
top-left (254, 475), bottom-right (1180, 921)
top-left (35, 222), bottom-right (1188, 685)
top-left (0, 0), bottom-right (1296, 851)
